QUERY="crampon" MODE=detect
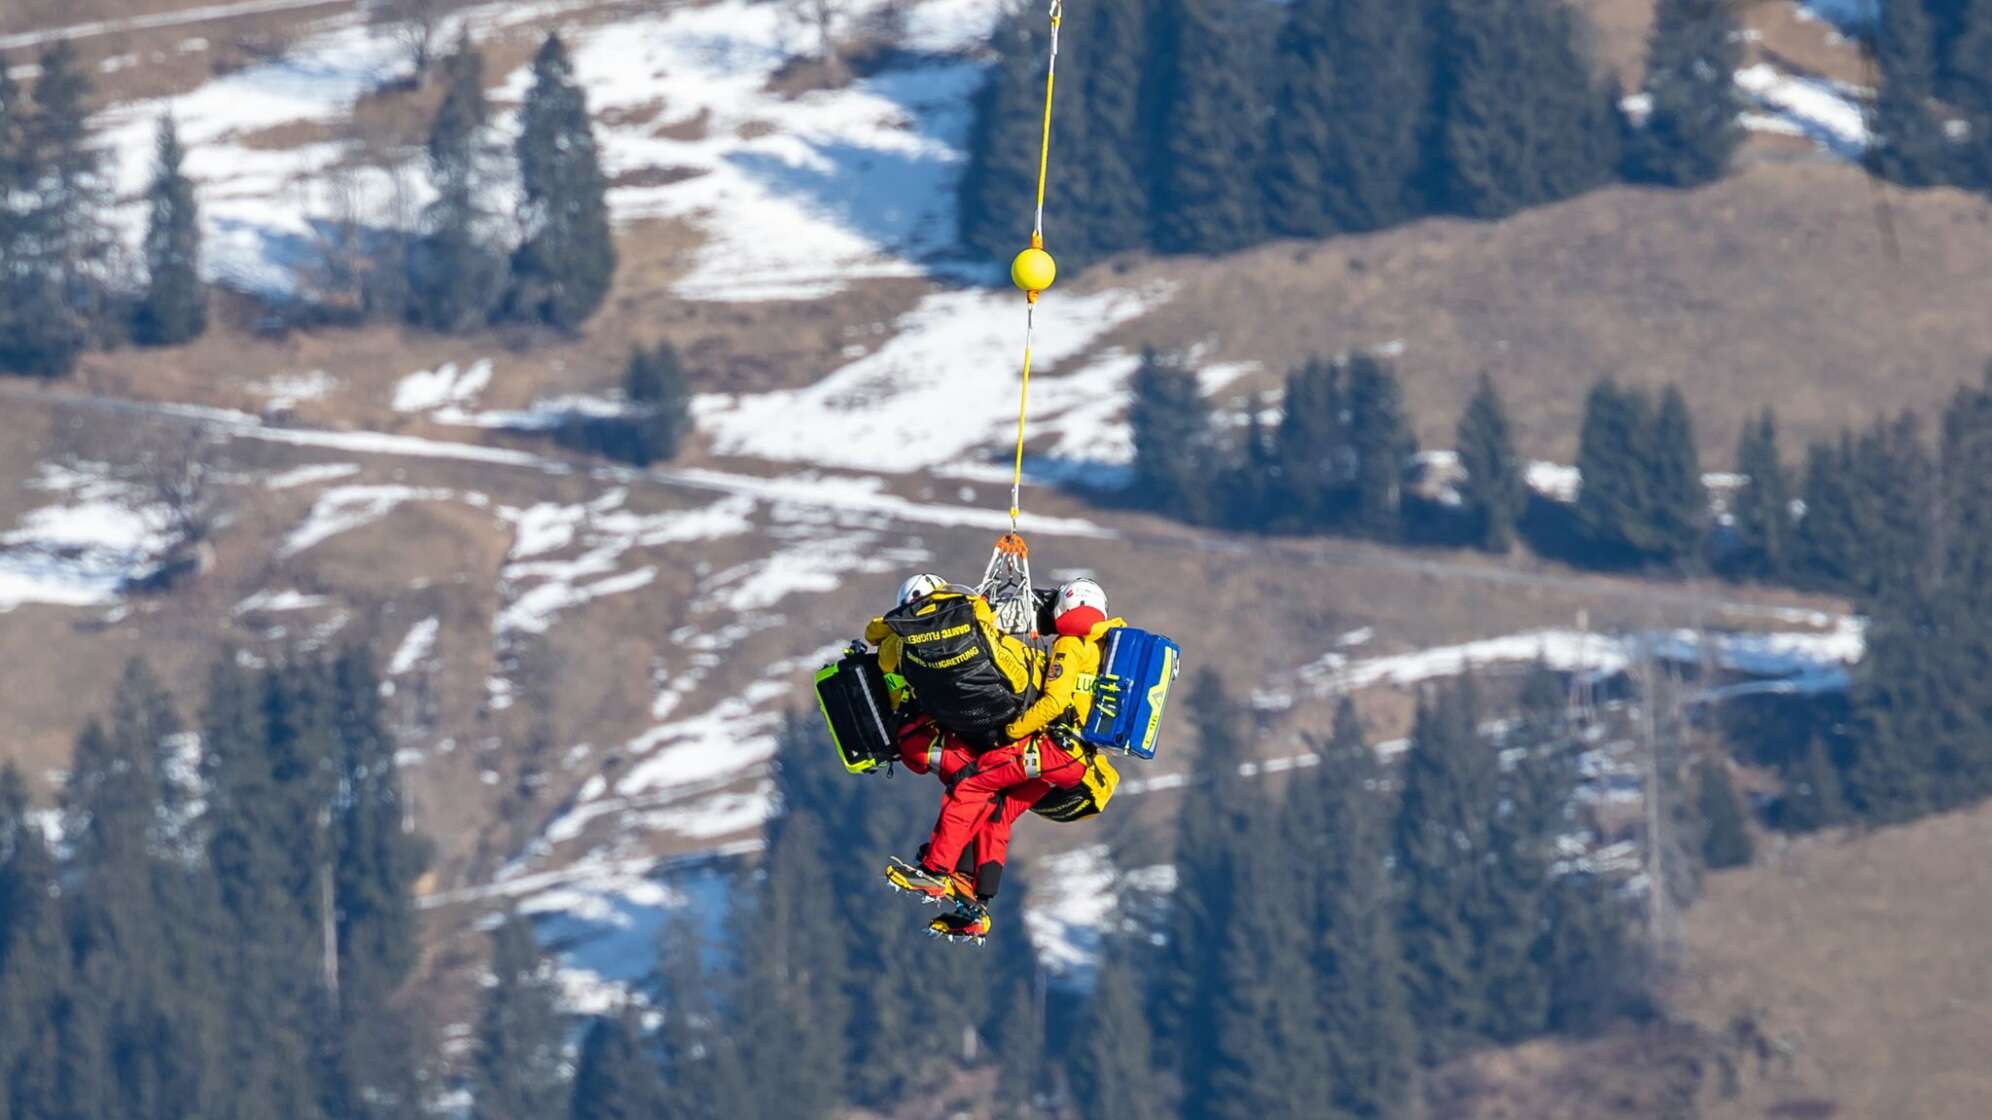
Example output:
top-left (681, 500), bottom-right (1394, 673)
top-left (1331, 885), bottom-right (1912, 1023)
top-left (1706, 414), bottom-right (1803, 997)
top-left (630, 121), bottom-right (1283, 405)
top-left (929, 903), bottom-right (993, 946)
top-left (883, 856), bottom-right (972, 907)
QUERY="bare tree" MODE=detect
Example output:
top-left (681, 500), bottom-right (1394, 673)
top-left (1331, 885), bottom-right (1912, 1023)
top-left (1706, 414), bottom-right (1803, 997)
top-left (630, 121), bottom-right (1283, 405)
top-left (789, 0), bottom-right (848, 76)
top-left (130, 425), bottom-right (229, 589)
top-left (368, 0), bottom-right (446, 80)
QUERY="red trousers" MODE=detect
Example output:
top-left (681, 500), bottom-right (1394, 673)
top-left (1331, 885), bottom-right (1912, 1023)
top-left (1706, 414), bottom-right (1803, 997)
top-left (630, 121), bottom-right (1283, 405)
top-left (906, 727), bottom-right (1085, 898)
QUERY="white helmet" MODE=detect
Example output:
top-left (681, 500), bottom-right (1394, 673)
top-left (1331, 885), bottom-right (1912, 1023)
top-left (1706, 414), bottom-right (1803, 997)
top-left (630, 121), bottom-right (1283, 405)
top-left (1054, 577), bottom-right (1108, 622)
top-left (897, 573), bottom-right (948, 606)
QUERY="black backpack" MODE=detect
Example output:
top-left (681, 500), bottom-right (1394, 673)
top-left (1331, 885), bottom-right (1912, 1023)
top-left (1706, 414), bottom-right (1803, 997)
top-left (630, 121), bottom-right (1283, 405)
top-left (881, 593), bottom-right (1033, 748)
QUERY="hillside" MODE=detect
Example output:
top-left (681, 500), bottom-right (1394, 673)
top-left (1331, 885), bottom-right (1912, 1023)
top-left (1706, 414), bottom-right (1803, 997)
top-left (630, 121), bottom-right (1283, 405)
top-left (1, 0), bottom-right (1988, 1109)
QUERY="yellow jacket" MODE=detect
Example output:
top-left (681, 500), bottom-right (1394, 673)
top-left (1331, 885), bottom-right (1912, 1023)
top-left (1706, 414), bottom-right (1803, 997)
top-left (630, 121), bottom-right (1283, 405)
top-left (1005, 617), bottom-right (1126, 742)
top-left (866, 596), bottom-right (1041, 708)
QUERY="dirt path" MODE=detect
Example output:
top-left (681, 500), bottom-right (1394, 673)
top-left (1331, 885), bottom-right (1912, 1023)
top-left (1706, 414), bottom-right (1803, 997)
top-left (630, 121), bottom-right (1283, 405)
top-left (0, 0), bottom-right (352, 52)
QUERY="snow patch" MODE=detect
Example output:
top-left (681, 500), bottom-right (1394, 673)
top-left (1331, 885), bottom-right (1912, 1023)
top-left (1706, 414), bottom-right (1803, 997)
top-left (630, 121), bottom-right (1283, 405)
top-left (282, 485), bottom-right (456, 556)
top-left (394, 360), bottom-right (494, 414)
top-left (698, 286), bottom-right (1172, 472)
top-left (1735, 63), bottom-right (1869, 157)
top-left (387, 617), bottom-right (441, 676)
top-left (263, 463), bottom-right (361, 490)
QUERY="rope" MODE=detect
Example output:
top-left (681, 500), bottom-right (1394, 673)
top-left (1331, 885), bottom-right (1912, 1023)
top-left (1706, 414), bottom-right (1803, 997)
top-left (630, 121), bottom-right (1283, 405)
top-left (1009, 0), bottom-right (1062, 529)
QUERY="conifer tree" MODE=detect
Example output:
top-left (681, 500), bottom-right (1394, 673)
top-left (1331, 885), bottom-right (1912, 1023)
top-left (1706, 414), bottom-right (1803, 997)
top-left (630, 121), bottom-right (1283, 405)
top-left (1540, 871), bottom-right (1645, 1034)
top-left (409, 34), bottom-right (507, 331)
top-left (1394, 677), bottom-right (1498, 1061)
top-left (0, 764), bottom-right (70, 1120)
top-left (1732, 410), bottom-right (1792, 581)
top-left (1944, 0), bottom-right (1992, 188)
top-left (1792, 436), bottom-right (1862, 593)
top-left (1478, 674), bottom-right (1577, 1044)
top-left (571, 1011), bottom-right (667, 1120)
top-left (1433, 0), bottom-right (1622, 218)
top-left (9, 43), bottom-right (111, 376)
top-left (1276, 357), bottom-right (1354, 531)
top-left (1068, 945), bottom-right (1163, 1120)
top-left (1627, 0), bottom-right (1745, 186)
top-left (1157, 669), bottom-right (1253, 1100)
top-left (472, 913), bottom-right (568, 1120)
top-left (1206, 808), bottom-right (1322, 1120)
top-left (1456, 371), bottom-right (1525, 552)
top-left (1285, 698), bottom-right (1414, 1119)
top-left (1223, 393), bottom-right (1281, 530)
top-left (1129, 348), bottom-right (1219, 523)
top-left (1653, 385), bottom-right (1706, 564)
top-left (1696, 760), bottom-right (1754, 869)
top-left (1778, 737), bottom-right (1850, 832)
top-left (1153, 0), bottom-right (1267, 253)
top-left (961, 10), bottom-right (1089, 264)
top-left (1576, 379), bottom-right (1700, 566)
top-left (624, 343), bottom-right (692, 467)
top-left (655, 917), bottom-right (749, 1120)
top-left (0, 66), bottom-right (39, 377)
top-left (509, 34), bottom-right (615, 330)
top-left (136, 116), bottom-right (206, 347)
top-left (1264, 0), bottom-right (1426, 236)
top-left (1869, 0), bottom-right (1953, 187)
top-left (1068, 0), bottom-right (1154, 262)
top-left (201, 655), bottom-right (328, 1120)
top-left (1348, 352), bottom-right (1417, 541)
top-left (732, 808), bottom-right (849, 1118)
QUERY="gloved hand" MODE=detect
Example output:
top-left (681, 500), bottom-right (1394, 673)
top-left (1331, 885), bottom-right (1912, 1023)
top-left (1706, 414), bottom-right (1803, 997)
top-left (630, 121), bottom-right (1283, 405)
top-left (845, 639), bottom-right (869, 658)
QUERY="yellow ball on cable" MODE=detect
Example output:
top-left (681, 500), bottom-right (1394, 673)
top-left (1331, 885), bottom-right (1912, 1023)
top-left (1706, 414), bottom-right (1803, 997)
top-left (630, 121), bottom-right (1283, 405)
top-left (1011, 246), bottom-right (1057, 295)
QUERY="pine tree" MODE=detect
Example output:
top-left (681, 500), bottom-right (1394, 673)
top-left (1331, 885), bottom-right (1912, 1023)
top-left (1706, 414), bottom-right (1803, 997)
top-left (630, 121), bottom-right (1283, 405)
top-left (1575, 379), bottom-right (1677, 565)
top-left (1792, 436), bottom-right (1863, 593)
top-left (1153, 0), bottom-right (1267, 253)
top-left (1628, 0), bottom-right (1745, 186)
top-left (409, 34), bottom-right (507, 331)
top-left (1731, 410), bottom-right (1793, 581)
top-left (7, 42), bottom-right (112, 377)
top-left (472, 913), bottom-right (568, 1120)
top-left (509, 34), bottom-right (615, 330)
top-left (61, 660), bottom-right (227, 1120)
top-left (1263, 0), bottom-right (1426, 236)
top-left (655, 917), bottom-right (749, 1120)
top-left (1433, 0), bottom-right (1622, 218)
top-left (1206, 808), bottom-right (1322, 1120)
top-left (1285, 699), bottom-right (1414, 1119)
top-left (1348, 351), bottom-right (1417, 541)
top-left (1070, 0), bottom-right (1154, 262)
top-left (1944, 0), bottom-right (1992, 189)
top-left (1394, 677), bottom-right (1498, 1061)
top-left (732, 808), bottom-right (849, 1117)
top-left (1456, 371), bottom-right (1525, 552)
top-left (624, 344), bottom-right (692, 466)
top-left (0, 65), bottom-right (39, 377)
top-left (1478, 677), bottom-right (1577, 1044)
top-left (1222, 392), bottom-right (1281, 531)
top-left (1696, 760), bottom-right (1755, 869)
top-left (1068, 942), bottom-right (1163, 1120)
top-left (570, 1011), bottom-right (667, 1120)
top-left (1653, 385), bottom-right (1705, 565)
top-left (1276, 357), bottom-right (1354, 532)
top-left (1540, 871), bottom-right (1645, 1034)
top-left (1157, 669), bottom-right (1254, 1104)
top-left (1777, 737), bottom-right (1850, 832)
top-left (0, 764), bottom-right (71, 1120)
top-left (201, 655), bottom-right (328, 1120)
top-left (1869, 0), bottom-right (1954, 188)
top-left (1129, 348), bottom-right (1219, 523)
top-left (136, 116), bottom-right (206, 347)
top-left (960, 12), bottom-right (1067, 263)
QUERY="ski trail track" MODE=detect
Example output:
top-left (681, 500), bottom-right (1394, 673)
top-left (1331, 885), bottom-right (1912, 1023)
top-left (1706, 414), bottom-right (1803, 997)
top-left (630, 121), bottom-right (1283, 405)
top-left (0, 0), bottom-right (355, 52)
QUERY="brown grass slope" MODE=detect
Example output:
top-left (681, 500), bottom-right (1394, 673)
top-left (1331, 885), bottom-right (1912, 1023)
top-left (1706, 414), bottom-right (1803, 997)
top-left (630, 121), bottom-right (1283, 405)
top-left (1098, 161), bottom-right (1992, 463)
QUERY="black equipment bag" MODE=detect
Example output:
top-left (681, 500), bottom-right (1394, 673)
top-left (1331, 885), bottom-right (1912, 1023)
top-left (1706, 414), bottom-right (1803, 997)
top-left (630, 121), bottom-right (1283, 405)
top-left (880, 592), bottom-right (1030, 748)
top-left (814, 652), bottom-right (896, 774)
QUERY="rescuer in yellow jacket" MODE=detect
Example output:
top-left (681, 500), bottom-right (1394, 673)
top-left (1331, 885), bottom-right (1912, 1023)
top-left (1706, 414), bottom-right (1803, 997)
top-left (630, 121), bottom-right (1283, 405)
top-left (886, 577), bottom-right (1120, 942)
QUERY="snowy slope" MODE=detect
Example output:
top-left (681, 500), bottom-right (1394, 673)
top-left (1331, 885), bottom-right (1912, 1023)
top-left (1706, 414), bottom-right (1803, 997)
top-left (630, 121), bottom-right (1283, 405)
top-left (94, 0), bottom-right (1004, 299)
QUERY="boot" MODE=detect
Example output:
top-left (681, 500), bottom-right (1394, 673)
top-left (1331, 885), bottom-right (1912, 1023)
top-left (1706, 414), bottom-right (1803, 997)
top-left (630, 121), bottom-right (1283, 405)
top-left (884, 856), bottom-right (973, 906)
